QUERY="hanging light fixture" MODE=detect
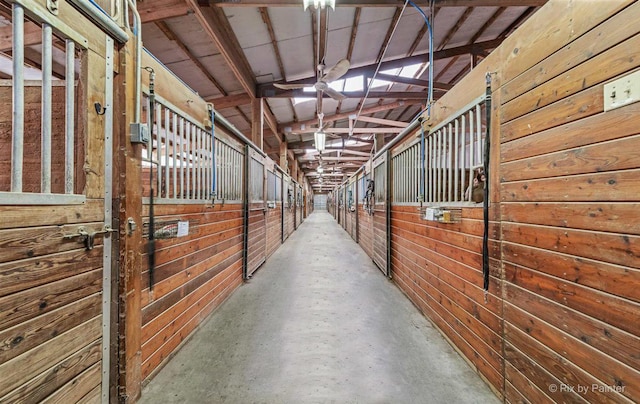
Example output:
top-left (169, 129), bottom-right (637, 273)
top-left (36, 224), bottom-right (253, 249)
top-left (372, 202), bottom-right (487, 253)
top-left (303, 0), bottom-right (335, 10)
top-left (317, 165), bottom-right (324, 173)
top-left (314, 130), bottom-right (326, 152)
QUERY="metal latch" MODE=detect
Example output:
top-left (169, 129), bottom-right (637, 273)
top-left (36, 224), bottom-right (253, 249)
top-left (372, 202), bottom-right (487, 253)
top-left (64, 225), bottom-right (117, 250)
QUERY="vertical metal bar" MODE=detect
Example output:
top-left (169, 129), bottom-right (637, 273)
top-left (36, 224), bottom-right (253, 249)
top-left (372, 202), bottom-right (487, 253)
top-left (468, 110), bottom-right (475, 201)
top-left (179, 117), bottom-right (184, 198)
top-left (191, 125), bottom-right (197, 199)
top-left (164, 107), bottom-right (169, 198)
top-left (460, 115), bottom-right (466, 202)
top-left (101, 36), bottom-right (114, 404)
top-left (172, 112), bottom-right (177, 199)
top-left (156, 103), bottom-right (162, 196)
top-left (447, 123), bottom-right (452, 202)
top-left (476, 103), bottom-right (482, 164)
top-left (428, 136), bottom-right (432, 203)
top-left (185, 122), bottom-right (190, 199)
top-left (41, 23), bottom-right (53, 193)
top-left (11, 4), bottom-right (24, 192)
top-left (65, 40), bottom-right (75, 194)
top-left (454, 119), bottom-right (459, 201)
top-left (436, 130), bottom-right (441, 202)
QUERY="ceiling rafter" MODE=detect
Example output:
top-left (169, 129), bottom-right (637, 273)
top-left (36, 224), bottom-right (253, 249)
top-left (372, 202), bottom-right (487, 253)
top-left (437, 7), bottom-right (474, 50)
top-left (273, 90), bottom-right (433, 99)
top-left (281, 100), bottom-right (420, 131)
top-left (137, 0), bottom-right (191, 23)
top-left (436, 6), bottom-right (505, 82)
top-left (186, 0), bottom-right (257, 97)
top-left (205, 0), bottom-right (546, 7)
top-left (258, 38), bottom-right (503, 95)
top-left (335, 7), bottom-right (361, 115)
top-left (155, 21), bottom-right (252, 125)
top-left (206, 93), bottom-right (252, 109)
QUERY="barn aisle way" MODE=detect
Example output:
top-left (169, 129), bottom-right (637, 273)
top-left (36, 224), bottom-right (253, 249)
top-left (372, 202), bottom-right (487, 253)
top-left (139, 211), bottom-right (498, 404)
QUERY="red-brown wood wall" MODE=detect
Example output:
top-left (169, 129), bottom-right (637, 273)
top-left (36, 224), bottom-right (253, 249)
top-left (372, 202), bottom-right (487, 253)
top-left (498, 1), bottom-right (640, 401)
top-left (140, 203), bottom-right (244, 380)
top-left (334, 1), bottom-right (640, 402)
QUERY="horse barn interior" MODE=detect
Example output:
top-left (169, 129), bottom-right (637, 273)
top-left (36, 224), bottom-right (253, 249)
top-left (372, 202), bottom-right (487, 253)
top-left (1, 0), bottom-right (639, 402)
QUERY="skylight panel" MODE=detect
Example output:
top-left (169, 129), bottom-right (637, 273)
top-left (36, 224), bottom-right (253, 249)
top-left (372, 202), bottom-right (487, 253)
top-left (399, 63), bottom-right (422, 78)
top-left (293, 97), bottom-right (315, 105)
top-left (344, 76), bottom-right (363, 92)
top-left (329, 79), bottom-right (345, 91)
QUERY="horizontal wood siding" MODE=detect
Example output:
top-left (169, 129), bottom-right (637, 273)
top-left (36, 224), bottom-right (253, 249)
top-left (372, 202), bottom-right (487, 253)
top-left (499, 1), bottom-right (640, 402)
top-left (390, 205), bottom-right (504, 395)
top-left (266, 203), bottom-right (282, 258)
top-left (357, 207), bottom-right (374, 260)
top-left (247, 206), bottom-right (266, 277)
top-left (140, 203), bottom-right (243, 380)
top-left (284, 205), bottom-right (295, 241)
top-left (0, 6), bottom-right (111, 401)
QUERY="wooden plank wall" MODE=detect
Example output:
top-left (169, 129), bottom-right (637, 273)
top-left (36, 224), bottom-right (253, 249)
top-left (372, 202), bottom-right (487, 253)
top-left (332, 0), bottom-right (640, 402)
top-left (283, 181), bottom-right (295, 240)
top-left (139, 202), bottom-right (244, 380)
top-left (357, 173), bottom-right (374, 259)
top-left (390, 205), bottom-right (503, 394)
top-left (498, 1), bottom-right (640, 402)
top-left (265, 202), bottom-right (281, 258)
top-left (0, 0), bottom-right (109, 401)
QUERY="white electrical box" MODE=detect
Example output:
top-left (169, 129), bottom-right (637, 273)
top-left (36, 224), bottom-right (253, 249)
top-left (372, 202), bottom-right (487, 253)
top-left (604, 70), bottom-right (640, 112)
top-left (130, 123), bottom-right (150, 144)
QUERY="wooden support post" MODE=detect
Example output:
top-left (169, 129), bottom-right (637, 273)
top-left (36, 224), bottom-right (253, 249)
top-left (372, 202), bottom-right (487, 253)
top-left (116, 42), bottom-right (142, 403)
top-left (375, 133), bottom-right (385, 154)
top-left (279, 141), bottom-right (288, 172)
top-left (252, 98), bottom-right (264, 150)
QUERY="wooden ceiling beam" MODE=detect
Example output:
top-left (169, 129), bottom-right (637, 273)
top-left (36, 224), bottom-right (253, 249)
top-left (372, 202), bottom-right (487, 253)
top-left (138, 0), bottom-right (191, 23)
top-left (257, 38), bottom-right (503, 95)
top-left (280, 100), bottom-right (420, 131)
top-left (294, 127), bottom-right (404, 134)
top-left (374, 73), bottom-right (452, 90)
top-left (271, 90), bottom-right (433, 99)
top-left (206, 93), bottom-right (252, 109)
top-left (354, 115), bottom-right (408, 128)
top-left (187, 0), bottom-right (256, 98)
top-left (207, 0), bottom-right (546, 7)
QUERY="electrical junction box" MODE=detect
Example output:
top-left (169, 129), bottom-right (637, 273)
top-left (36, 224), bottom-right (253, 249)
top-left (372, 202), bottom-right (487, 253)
top-left (604, 70), bottom-right (640, 112)
top-left (130, 123), bottom-right (150, 144)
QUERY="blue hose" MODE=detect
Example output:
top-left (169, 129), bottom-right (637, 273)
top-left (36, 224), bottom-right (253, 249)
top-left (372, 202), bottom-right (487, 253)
top-left (407, 0), bottom-right (434, 116)
top-left (407, 0), bottom-right (433, 203)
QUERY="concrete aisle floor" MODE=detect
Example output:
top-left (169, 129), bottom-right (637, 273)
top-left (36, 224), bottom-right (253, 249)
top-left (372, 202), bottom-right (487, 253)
top-left (139, 211), bottom-right (499, 404)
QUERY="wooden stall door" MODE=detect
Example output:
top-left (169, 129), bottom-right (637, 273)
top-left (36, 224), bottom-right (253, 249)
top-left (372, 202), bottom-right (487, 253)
top-left (372, 153), bottom-right (389, 276)
top-left (246, 150), bottom-right (267, 278)
top-left (0, 4), bottom-right (116, 401)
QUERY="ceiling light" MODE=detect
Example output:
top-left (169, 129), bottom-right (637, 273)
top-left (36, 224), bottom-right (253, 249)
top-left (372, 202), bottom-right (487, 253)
top-left (317, 166), bottom-right (324, 173)
top-left (303, 0), bottom-right (335, 10)
top-left (314, 130), bottom-right (326, 152)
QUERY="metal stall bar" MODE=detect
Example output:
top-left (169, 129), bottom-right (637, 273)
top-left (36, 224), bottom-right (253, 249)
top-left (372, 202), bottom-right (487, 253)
top-left (447, 123), bottom-right (452, 202)
top-left (11, 3), bottom-right (24, 192)
top-left (41, 23), bottom-right (53, 193)
top-left (460, 115), bottom-right (466, 202)
top-left (454, 119), bottom-right (459, 201)
top-left (179, 117), bottom-right (185, 198)
top-left (468, 109), bottom-right (475, 201)
top-left (65, 40), bottom-right (75, 194)
top-left (164, 107), bottom-right (170, 198)
top-left (172, 112), bottom-right (177, 198)
top-left (476, 103), bottom-right (482, 166)
top-left (185, 122), bottom-right (191, 199)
